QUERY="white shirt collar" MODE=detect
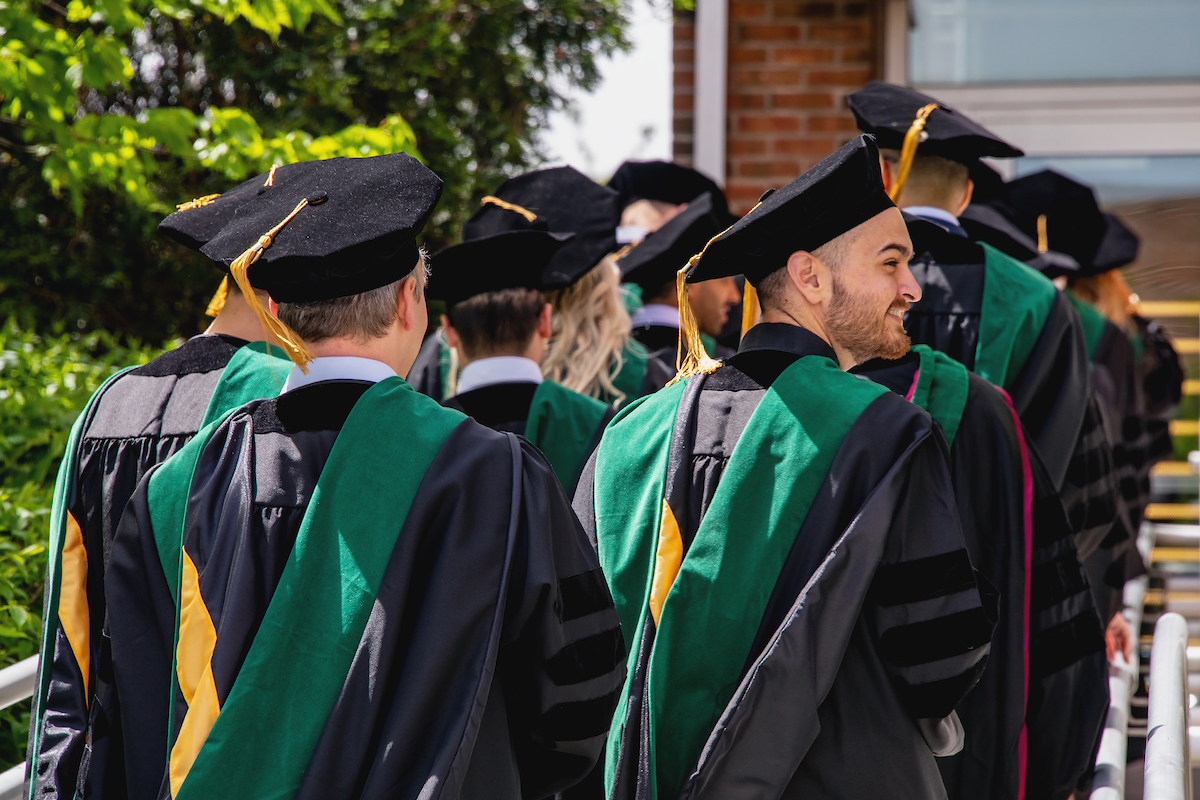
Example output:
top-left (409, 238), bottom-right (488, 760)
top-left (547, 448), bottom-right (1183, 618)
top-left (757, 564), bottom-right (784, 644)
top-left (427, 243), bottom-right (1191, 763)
top-left (456, 356), bottom-right (544, 395)
top-left (903, 205), bottom-right (961, 229)
top-left (631, 303), bottom-right (681, 330)
top-left (281, 356), bottom-right (398, 394)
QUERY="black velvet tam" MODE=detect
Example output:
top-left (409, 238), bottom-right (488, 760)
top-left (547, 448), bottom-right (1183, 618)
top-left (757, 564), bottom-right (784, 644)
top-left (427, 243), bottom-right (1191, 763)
top-left (608, 160), bottom-right (734, 222)
top-left (428, 230), bottom-right (573, 308)
top-left (960, 204), bottom-right (1080, 276)
top-left (478, 166), bottom-right (621, 286)
top-left (848, 81), bottom-right (1023, 165)
top-left (1006, 169), bottom-right (1111, 275)
top-left (158, 160), bottom-right (330, 254)
top-left (617, 192), bottom-right (727, 291)
top-left (686, 135), bottom-right (896, 285)
top-left (1093, 213), bottom-right (1140, 272)
top-left (199, 152), bottom-right (442, 302)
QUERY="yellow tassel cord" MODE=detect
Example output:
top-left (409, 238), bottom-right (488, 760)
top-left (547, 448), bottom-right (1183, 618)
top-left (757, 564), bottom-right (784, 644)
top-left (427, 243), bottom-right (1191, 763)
top-left (204, 276), bottom-right (230, 318)
top-left (1036, 214), bottom-right (1049, 252)
top-left (888, 103), bottom-right (939, 205)
top-left (480, 195), bottom-right (538, 222)
top-left (670, 261), bottom-right (723, 384)
top-left (740, 282), bottom-right (760, 339)
top-left (227, 198), bottom-right (315, 373)
top-left (176, 194), bottom-right (221, 212)
top-left (263, 163), bottom-right (279, 187)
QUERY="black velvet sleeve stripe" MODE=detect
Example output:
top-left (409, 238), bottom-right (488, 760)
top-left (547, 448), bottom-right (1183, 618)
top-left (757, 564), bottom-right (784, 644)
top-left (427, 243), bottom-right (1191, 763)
top-left (543, 628), bottom-right (627, 686)
top-left (536, 688), bottom-right (624, 742)
top-left (1030, 613), bottom-right (1105, 678)
top-left (1031, 550), bottom-right (1091, 613)
top-left (869, 549), bottom-right (975, 607)
top-left (877, 607), bottom-right (995, 667)
top-left (558, 568), bottom-right (613, 622)
top-left (899, 662), bottom-right (990, 721)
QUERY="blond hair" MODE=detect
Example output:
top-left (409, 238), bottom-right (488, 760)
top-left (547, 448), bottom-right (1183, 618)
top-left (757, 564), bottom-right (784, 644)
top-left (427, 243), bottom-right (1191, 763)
top-left (542, 255), bottom-right (631, 405)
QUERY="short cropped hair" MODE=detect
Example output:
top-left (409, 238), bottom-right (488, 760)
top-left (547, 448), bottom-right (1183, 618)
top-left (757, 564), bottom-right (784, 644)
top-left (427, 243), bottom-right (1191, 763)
top-left (881, 148), bottom-right (969, 209)
top-left (448, 287), bottom-right (545, 360)
top-left (277, 254), bottom-right (426, 343)
top-left (755, 232), bottom-right (851, 312)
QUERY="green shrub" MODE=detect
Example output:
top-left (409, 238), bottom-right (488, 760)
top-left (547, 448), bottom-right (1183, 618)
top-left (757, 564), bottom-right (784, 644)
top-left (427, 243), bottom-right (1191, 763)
top-left (0, 320), bottom-right (167, 768)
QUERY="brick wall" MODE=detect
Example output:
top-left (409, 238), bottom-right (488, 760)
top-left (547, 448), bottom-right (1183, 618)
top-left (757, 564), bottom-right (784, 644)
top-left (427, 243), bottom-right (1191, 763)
top-left (673, 12), bottom-right (696, 168)
top-left (674, 1), bottom-right (883, 214)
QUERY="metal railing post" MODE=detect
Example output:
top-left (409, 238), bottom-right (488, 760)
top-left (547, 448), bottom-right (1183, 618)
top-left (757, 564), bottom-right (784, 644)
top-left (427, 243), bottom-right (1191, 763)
top-left (1145, 612), bottom-right (1193, 800)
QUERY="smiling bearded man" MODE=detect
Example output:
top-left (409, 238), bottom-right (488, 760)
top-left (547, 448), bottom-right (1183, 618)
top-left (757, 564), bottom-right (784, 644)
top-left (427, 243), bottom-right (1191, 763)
top-left (575, 135), bottom-right (996, 800)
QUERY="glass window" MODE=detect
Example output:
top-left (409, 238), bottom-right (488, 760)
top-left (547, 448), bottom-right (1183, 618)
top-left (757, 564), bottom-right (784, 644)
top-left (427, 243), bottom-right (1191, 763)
top-left (909, 0), bottom-right (1200, 85)
top-left (1011, 156), bottom-right (1200, 204)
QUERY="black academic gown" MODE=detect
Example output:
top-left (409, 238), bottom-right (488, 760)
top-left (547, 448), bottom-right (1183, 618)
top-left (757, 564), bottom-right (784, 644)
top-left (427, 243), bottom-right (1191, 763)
top-left (855, 355), bottom-right (1108, 800)
top-left (905, 231), bottom-right (1119, 562)
top-left (32, 333), bottom-right (249, 800)
top-left (577, 325), bottom-right (998, 800)
top-left (106, 380), bottom-right (625, 800)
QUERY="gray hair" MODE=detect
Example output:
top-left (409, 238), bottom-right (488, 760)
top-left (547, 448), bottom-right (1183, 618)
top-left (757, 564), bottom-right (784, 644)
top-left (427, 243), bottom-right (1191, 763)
top-left (277, 252), bottom-right (426, 343)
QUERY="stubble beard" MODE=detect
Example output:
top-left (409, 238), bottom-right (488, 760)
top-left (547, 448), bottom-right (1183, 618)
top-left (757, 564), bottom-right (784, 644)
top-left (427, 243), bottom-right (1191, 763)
top-left (826, 275), bottom-right (911, 363)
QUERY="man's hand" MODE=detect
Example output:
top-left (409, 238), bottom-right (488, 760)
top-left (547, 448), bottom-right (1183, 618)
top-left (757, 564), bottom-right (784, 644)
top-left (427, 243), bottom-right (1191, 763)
top-left (1105, 612), bottom-right (1133, 663)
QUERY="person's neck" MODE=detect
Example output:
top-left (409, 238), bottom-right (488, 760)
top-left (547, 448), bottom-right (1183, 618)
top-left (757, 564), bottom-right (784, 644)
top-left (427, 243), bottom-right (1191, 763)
top-left (204, 293), bottom-right (279, 345)
top-left (308, 333), bottom-right (412, 378)
top-left (458, 339), bottom-right (544, 371)
top-left (760, 306), bottom-right (857, 370)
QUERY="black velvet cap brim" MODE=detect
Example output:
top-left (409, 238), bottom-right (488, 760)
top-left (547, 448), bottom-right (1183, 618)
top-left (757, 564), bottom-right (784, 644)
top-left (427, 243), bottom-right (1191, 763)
top-left (687, 135), bottom-right (895, 285)
top-left (481, 166), bottom-right (621, 289)
top-left (849, 81), bottom-right (1023, 164)
top-left (427, 230), bottom-right (573, 307)
top-left (618, 193), bottom-right (725, 290)
top-left (1006, 169), bottom-right (1107, 272)
top-left (158, 160), bottom-right (331, 256)
top-left (960, 204), bottom-right (1080, 276)
top-left (1090, 213), bottom-right (1140, 273)
top-left (608, 160), bottom-right (732, 219)
top-left (199, 152), bottom-right (442, 302)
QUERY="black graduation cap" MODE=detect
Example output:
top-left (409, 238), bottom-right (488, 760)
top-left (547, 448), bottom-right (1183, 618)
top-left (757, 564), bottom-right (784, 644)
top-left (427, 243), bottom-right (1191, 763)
top-left (159, 160), bottom-right (332, 253)
top-left (427, 230), bottom-right (574, 308)
top-left (477, 166), bottom-right (620, 289)
top-left (617, 192), bottom-right (727, 292)
top-left (686, 135), bottom-right (895, 286)
top-left (608, 160), bottom-right (734, 222)
top-left (200, 152), bottom-right (442, 303)
top-left (848, 81), bottom-right (1023, 165)
top-left (960, 204), bottom-right (1080, 276)
top-left (1005, 169), bottom-right (1110, 275)
top-left (1094, 213), bottom-right (1140, 272)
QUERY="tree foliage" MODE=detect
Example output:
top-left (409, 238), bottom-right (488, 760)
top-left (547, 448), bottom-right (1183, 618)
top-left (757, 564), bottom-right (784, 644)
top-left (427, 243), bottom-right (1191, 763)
top-left (0, 0), bottom-right (631, 341)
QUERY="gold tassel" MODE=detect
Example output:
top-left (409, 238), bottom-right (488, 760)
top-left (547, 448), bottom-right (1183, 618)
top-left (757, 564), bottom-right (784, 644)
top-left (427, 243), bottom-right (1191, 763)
top-left (226, 198), bottom-right (315, 373)
top-left (888, 103), bottom-right (939, 205)
top-left (480, 195), bottom-right (538, 222)
top-left (176, 194), bottom-right (221, 211)
top-left (1036, 214), bottom-right (1049, 252)
top-left (204, 276), bottom-right (229, 317)
top-left (741, 282), bottom-right (760, 339)
top-left (669, 261), bottom-right (723, 384)
top-left (263, 163), bottom-right (279, 187)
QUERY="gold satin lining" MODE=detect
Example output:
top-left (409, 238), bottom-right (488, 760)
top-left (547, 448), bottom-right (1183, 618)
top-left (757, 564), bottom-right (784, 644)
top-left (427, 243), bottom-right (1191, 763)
top-left (170, 550), bottom-right (221, 796)
top-left (741, 282), bottom-right (760, 339)
top-left (648, 500), bottom-right (684, 625)
top-left (59, 512), bottom-right (90, 698)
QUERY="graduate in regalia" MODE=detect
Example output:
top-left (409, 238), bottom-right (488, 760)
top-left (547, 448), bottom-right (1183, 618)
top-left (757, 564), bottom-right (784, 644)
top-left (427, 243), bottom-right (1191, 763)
top-left (431, 200), bottom-right (615, 497)
top-left (26, 164), bottom-right (309, 799)
top-left (104, 153), bottom-right (625, 800)
top-left (849, 81), bottom-right (1120, 588)
top-left (575, 135), bottom-right (996, 800)
top-left (854, 221), bottom-right (1107, 800)
top-left (617, 192), bottom-right (740, 372)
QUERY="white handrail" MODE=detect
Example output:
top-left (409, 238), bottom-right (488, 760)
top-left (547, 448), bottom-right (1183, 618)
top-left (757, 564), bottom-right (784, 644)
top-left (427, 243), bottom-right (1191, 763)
top-left (0, 657), bottom-right (37, 714)
top-left (1145, 612), bottom-right (1193, 800)
top-left (1090, 576), bottom-right (1149, 800)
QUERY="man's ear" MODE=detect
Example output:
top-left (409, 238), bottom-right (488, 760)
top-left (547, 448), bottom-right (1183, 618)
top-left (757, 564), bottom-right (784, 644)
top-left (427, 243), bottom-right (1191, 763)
top-left (395, 275), bottom-right (420, 331)
top-left (441, 314), bottom-right (460, 348)
top-left (538, 303), bottom-right (553, 339)
top-left (786, 250), bottom-right (831, 307)
top-left (953, 178), bottom-right (975, 217)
